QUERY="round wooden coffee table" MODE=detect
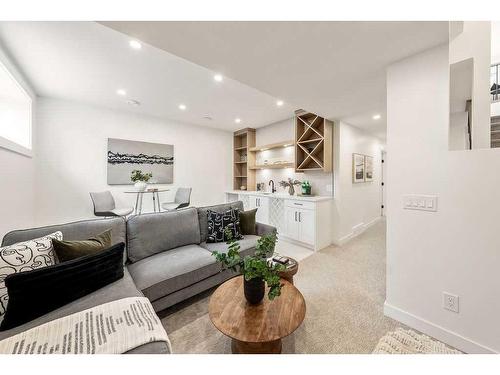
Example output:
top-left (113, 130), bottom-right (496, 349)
top-left (208, 276), bottom-right (306, 354)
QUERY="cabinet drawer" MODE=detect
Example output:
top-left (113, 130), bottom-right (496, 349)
top-left (285, 200), bottom-right (315, 210)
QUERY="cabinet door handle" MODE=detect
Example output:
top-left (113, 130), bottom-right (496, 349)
top-left (294, 202), bottom-right (303, 206)
top-left (299, 212), bottom-right (301, 222)
top-left (294, 211), bottom-right (297, 222)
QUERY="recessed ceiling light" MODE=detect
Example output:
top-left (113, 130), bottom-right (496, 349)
top-left (116, 89), bottom-right (126, 96)
top-left (235, 118), bottom-right (241, 124)
top-left (372, 114), bottom-right (381, 120)
top-left (129, 40), bottom-right (142, 50)
top-left (179, 104), bottom-right (187, 111)
top-left (214, 74), bottom-right (223, 82)
top-left (276, 100), bottom-right (284, 107)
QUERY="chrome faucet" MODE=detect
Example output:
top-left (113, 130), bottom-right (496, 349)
top-left (269, 180), bottom-right (276, 193)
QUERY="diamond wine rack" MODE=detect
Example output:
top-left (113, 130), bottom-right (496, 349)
top-left (294, 109), bottom-right (333, 172)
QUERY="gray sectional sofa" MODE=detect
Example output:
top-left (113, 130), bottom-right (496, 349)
top-left (0, 201), bottom-right (275, 354)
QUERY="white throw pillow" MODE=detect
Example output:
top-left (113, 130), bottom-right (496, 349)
top-left (0, 231), bottom-right (63, 318)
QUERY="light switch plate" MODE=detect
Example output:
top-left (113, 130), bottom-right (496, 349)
top-left (403, 195), bottom-right (438, 212)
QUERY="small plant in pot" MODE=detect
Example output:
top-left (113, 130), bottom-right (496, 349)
top-left (212, 229), bottom-right (285, 304)
top-left (131, 169), bottom-right (152, 191)
top-left (279, 178), bottom-right (302, 196)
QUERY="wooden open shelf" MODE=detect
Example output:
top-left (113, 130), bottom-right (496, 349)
top-left (249, 162), bottom-right (294, 170)
top-left (233, 128), bottom-right (256, 190)
top-left (249, 140), bottom-right (294, 152)
top-left (294, 109), bottom-right (332, 173)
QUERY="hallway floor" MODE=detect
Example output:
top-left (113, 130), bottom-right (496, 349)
top-left (160, 219), bottom-right (404, 353)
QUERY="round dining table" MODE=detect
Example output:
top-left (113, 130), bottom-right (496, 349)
top-left (124, 189), bottom-right (169, 215)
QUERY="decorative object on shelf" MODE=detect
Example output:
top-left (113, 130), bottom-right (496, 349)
top-left (294, 109), bottom-right (333, 172)
top-left (279, 178), bottom-right (302, 196)
top-left (364, 155), bottom-right (374, 182)
top-left (240, 153), bottom-right (247, 162)
top-left (131, 169), bottom-right (152, 191)
top-left (212, 229), bottom-right (284, 305)
top-left (107, 138), bottom-right (174, 185)
top-left (301, 181), bottom-right (312, 195)
top-left (240, 185), bottom-right (247, 190)
top-left (352, 153), bottom-right (365, 183)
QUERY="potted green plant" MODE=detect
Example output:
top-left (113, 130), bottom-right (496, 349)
top-left (213, 229), bottom-right (285, 304)
top-left (130, 169), bottom-right (153, 191)
top-left (279, 178), bottom-right (302, 196)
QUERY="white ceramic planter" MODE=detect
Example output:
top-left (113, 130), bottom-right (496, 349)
top-left (134, 181), bottom-right (147, 191)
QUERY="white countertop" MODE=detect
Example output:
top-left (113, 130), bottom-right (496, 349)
top-left (226, 190), bottom-right (333, 202)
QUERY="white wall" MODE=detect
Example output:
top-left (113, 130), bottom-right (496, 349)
top-left (385, 44), bottom-right (500, 353)
top-left (0, 44), bottom-right (36, 240)
top-left (331, 121), bottom-right (383, 244)
top-left (449, 21), bottom-right (491, 149)
top-left (255, 118), bottom-right (333, 196)
top-left (34, 98), bottom-right (232, 227)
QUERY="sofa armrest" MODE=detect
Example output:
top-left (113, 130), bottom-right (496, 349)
top-left (255, 222), bottom-right (277, 237)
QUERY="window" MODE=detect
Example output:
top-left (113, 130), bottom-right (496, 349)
top-left (0, 56), bottom-right (32, 155)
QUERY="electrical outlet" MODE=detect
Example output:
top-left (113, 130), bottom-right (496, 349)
top-left (443, 292), bottom-right (459, 313)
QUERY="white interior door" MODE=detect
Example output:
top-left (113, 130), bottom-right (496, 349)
top-left (381, 151), bottom-right (386, 217)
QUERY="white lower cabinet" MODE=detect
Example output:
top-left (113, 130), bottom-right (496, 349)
top-left (248, 195), bottom-right (269, 225)
top-left (284, 205), bottom-right (314, 246)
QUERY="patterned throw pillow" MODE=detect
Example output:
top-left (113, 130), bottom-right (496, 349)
top-left (206, 208), bottom-right (243, 243)
top-left (0, 231), bottom-right (62, 318)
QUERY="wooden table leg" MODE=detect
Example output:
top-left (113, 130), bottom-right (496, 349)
top-left (231, 339), bottom-right (282, 354)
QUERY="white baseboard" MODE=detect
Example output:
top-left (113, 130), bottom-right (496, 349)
top-left (333, 216), bottom-right (382, 246)
top-left (384, 302), bottom-right (497, 354)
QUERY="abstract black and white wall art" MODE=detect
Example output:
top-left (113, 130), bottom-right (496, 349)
top-left (364, 155), bottom-right (373, 182)
top-left (107, 138), bottom-right (174, 185)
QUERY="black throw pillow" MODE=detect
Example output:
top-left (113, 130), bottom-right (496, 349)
top-left (206, 208), bottom-right (243, 243)
top-left (0, 243), bottom-right (125, 331)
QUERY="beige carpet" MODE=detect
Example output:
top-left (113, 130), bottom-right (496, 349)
top-left (159, 220), bottom-right (405, 353)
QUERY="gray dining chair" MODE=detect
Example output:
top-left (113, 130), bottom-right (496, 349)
top-left (161, 187), bottom-right (192, 212)
top-left (90, 191), bottom-right (134, 218)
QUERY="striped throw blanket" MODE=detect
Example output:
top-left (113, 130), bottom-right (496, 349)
top-left (0, 297), bottom-right (171, 354)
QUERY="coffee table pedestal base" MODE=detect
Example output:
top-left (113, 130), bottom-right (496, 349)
top-left (231, 338), bottom-right (282, 354)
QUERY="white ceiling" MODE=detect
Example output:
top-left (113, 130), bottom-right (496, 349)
top-left (0, 22), bottom-right (294, 131)
top-left (101, 21), bottom-right (450, 140)
top-left (0, 21), bottom-right (449, 139)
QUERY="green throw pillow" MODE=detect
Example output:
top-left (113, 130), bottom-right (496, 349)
top-left (239, 209), bottom-right (257, 235)
top-left (53, 229), bottom-right (112, 262)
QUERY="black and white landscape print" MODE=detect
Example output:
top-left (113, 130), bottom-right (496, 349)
top-left (107, 138), bottom-right (174, 184)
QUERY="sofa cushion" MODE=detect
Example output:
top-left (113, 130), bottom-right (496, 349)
top-left (0, 243), bottom-right (124, 331)
top-left (206, 208), bottom-right (243, 243)
top-left (52, 229), bottom-right (111, 262)
top-left (1, 217), bottom-right (127, 264)
top-left (0, 268), bottom-right (170, 354)
top-left (0, 231), bottom-right (62, 318)
top-left (127, 208), bottom-right (201, 263)
top-left (239, 208), bottom-right (257, 235)
top-left (197, 201), bottom-right (244, 243)
top-left (200, 235), bottom-right (260, 258)
top-left (127, 244), bottom-right (219, 301)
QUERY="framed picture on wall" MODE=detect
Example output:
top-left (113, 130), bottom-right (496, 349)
top-left (107, 138), bottom-right (174, 185)
top-left (364, 155), bottom-right (374, 182)
top-left (352, 153), bottom-right (365, 183)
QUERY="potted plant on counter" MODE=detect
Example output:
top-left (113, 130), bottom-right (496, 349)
top-left (279, 178), bottom-right (302, 196)
top-left (212, 229), bottom-right (284, 304)
top-left (131, 169), bottom-right (153, 191)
